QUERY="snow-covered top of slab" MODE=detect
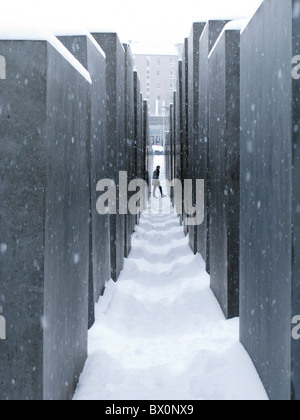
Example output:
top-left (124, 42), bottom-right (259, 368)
top-left (51, 24), bottom-right (105, 59)
top-left (224, 19), bottom-right (249, 31)
top-left (0, 22), bottom-right (92, 83)
top-left (208, 18), bottom-right (249, 60)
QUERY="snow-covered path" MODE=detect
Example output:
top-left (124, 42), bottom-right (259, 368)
top-left (73, 159), bottom-right (268, 401)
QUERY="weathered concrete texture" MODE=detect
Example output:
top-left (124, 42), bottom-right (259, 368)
top-left (198, 20), bottom-right (231, 275)
top-left (168, 92), bottom-right (176, 203)
top-left (58, 34), bottom-right (110, 328)
top-left (143, 100), bottom-right (152, 204)
top-left (292, 0), bottom-right (300, 400)
top-left (133, 72), bottom-right (143, 225)
top-left (91, 32), bottom-right (125, 281)
top-left (143, 100), bottom-right (150, 184)
top-left (240, 0), bottom-right (300, 400)
top-left (172, 92), bottom-right (176, 188)
top-left (146, 114), bottom-right (153, 198)
top-left (208, 28), bottom-right (240, 320)
top-left (188, 22), bottom-right (206, 253)
top-left (175, 60), bottom-right (184, 221)
top-left (165, 124), bottom-right (171, 184)
top-left (123, 44), bottom-right (134, 257)
top-left (0, 40), bottom-right (91, 400)
top-left (182, 38), bottom-right (189, 236)
top-left (169, 102), bottom-right (174, 194)
top-left (175, 61), bottom-right (183, 183)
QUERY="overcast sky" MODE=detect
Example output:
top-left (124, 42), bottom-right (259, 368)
top-left (1, 0), bottom-right (262, 47)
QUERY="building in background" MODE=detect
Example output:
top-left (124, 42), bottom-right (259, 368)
top-left (149, 115), bottom-right (169, 147)
top-left (132, 43), bottom-right (182, 146)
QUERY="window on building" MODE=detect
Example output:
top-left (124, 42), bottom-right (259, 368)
top-left (157, 58), bottom-right (161, 65)
top-left (170, 58), bottom-right (175, 66)
top-left (157, 83), bottom-right (161, 89)
top-left (157, 71), bottom-right (161, 77)
top-left (170, 71), bottom-right (174, 79)
top-left (146, 58), bottom-right (150, 67)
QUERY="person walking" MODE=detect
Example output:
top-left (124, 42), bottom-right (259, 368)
top-left (152, 166), bottom-right (167, 198)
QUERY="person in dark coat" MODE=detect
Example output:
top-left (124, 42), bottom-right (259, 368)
top-left (152, 166), bottom-right (167, 198)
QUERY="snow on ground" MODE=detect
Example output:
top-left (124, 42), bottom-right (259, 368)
top-left (73, 157), bottom-right (268, 401)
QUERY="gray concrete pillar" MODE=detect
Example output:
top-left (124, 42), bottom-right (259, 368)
top-left (208, 25), bottom-right (241, 320)
top-left (0, 36), bottom-right (91, 400)
top-left (240, 0), bottom-right (300, 400)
